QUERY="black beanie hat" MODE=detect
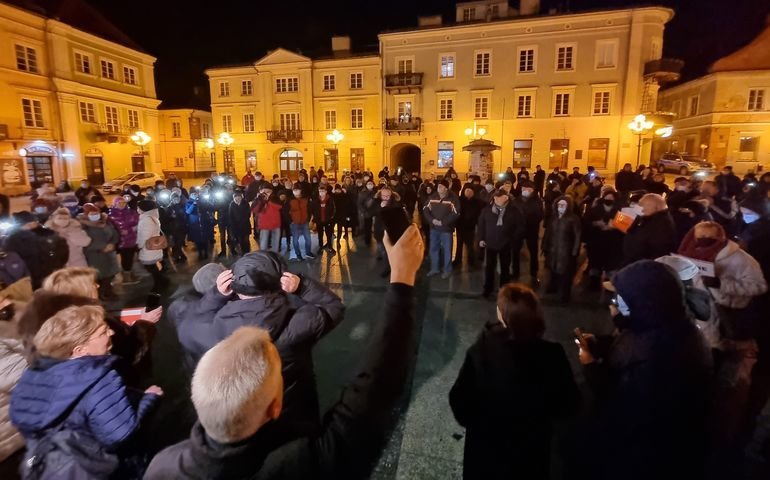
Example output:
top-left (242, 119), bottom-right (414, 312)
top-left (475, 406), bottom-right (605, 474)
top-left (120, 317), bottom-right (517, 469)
top-left (137, 200), bottom-right (157, 212)
top-left (231, 251), bottom-right (288, 296)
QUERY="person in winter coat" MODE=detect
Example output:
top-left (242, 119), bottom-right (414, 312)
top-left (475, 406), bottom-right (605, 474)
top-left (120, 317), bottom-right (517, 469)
top-left (254, 188), bottom-right (283, 253)
top-left (573, 260), bottom-right (713, 480)
top-left (186, 191), bottom-right (214, 260)
top-left (0, 292), bottom-right (27, 473)
top-left (44, 207), bottom-right (91, 268)
top-left (478, 190), bottom-right (525, 298)
top-left (672, 198), bottom-right (713, 247)
top-left (543, 196), bottom-right (581, 302)
top-left (108, 197), bottom-right (140, 284)
top-left (372, 187), bottom-right (403, 277)
top-left (700, 180), bottom-right (739, 236)
top-left (176, 251), bottom-right (344, 442)
top-left (311, 185), bottom-right (336, 255)
top-left (614, 163), bottom-right (643, 200)
top-left (227, 189), bottom-right (251, 256)
top-left (424, 179), bottom-right (461, 278)
top-left (78, 203), bottom-right (120, 300)
top-left (145, 225), bottom-right (422, 480)
top-left (622, 193), bottom-right (678, 266)
top-left (512, 181), bottom-right (544, 282)
top-left (357, 179), bottom-right (377, 245)
top-left (332, 184), bottom-right (353, 242)
top-left (582, 190), bottom-right (624, 289)
top-left (74, 179), bottom-right (98, 206)
top-left (565, 176), bottom-right (588, 209)
top-left (450, 283), bottom-right (580, 479)
top-left (400, 175), bottom-right (418, 219)
top-left (161, 191), bottom-right (188, 264)
top-left (5, 212), bottom-right (68, 289)
top-left (137, 200), bottom-right (169, 292)
top-left (289, 185), bottom-right (314, 261)
top-left (716, 166), bottom-right (743, 200)
top-left (10, 305), bottom-right (162, 479)
top-left (454, 186), bottom-right (484, 269)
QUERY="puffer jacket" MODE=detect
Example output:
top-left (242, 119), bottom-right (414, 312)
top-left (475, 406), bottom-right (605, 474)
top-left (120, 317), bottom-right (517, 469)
top-left (78, 213), bottom-right (120, 280)
top-left (44, 216), bottom-right (91, 268)
top-left (108, 205), bottom-right (139, 249)
top-left (696, 240), bottom-right (768, 309)
top-left (0, 339), bottom-right (26, 462)
top-left (137, 209), bottom-right (164, 264)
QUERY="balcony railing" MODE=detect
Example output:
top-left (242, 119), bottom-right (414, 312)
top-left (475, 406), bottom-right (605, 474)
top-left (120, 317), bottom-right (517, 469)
top-left (644, 58), bottom-right (684, 83)
top-left (267, 129), bottom-right (303, 142)
top-left (385, 117), bottom-right (422, 132)
top-left (384, 73), bottom-right (423, 89)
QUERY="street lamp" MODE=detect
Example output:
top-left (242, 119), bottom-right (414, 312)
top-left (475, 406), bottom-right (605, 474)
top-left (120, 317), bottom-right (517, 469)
top-left (628, 114), bottom-right (654, 168)
top-left (130, 130), bottom-right (151, 156)
top-left (464, 122), bottom-right (486, 139)
top-left (217, 132), bottom-right (234, 175)
top-left (325, 129), bottom-right (344, 179)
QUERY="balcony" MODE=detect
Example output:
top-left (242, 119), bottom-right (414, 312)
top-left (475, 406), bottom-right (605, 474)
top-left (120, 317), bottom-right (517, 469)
top-left (384, 73), bottom-right (423, 93)
top-left (95, 123), bottom-right (133, 143)
top-left (385, 117), bottom-right (422, 134)
top-left (644, 58), bottom-right (684, 83)
top-left (267, 129), bottom-right (303, 142)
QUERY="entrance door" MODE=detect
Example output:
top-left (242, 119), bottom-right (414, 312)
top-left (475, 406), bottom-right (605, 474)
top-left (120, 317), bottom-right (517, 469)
top-left (279, 149), bottom-right (304, 179)
top-left (131, 155), bottom-right (145, 172)
top-left (26, 156), bottom-right (53, 187)
top-left (549, 139), bottom-right (570, 169)
top-left (350, 148), bottom-right (365, 172)
top-left (85, 156), bottom-right (105, 185)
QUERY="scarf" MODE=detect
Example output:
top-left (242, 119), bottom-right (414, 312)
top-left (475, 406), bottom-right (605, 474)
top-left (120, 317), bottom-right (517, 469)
top-left (493, 204), bottom-right (506, 226)
top-left (677, 225), bottom-right (727, 262)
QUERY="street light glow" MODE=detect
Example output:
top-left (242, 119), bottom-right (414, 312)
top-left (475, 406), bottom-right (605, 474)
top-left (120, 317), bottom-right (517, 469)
top-left (628, 114), bottom-right (654, 134)
top-left (326, 129), bottom-right (344, 144)
top-left (130, 130), bottom-right (151, 146)
top-left (655, 126), bottom-right (673, 138)
top-left (217, 132), bottom-right (234, 147)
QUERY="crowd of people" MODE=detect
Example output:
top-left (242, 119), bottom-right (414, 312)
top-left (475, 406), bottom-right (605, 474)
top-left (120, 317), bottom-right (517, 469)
top-left (0, 161), bottom-right (769, 479)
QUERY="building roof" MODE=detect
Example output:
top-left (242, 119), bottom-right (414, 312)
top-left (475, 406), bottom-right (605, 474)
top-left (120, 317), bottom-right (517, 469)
top-left (710, 20), bottom-right (770, 72)
top-left (2, 0), bottom-right (146, 52)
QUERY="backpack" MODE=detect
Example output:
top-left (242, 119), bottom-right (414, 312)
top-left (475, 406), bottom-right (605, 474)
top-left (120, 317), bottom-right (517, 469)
top-left (0, 249), bottom-right (30, 289)
top-left (22, 429), bottom-right (120, 480)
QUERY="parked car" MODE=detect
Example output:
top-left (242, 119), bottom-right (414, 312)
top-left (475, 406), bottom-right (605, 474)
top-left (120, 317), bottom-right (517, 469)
top-left (655, 153), bottom-right (715, 175)
top-left (102, 172), bottom-right (163, 193)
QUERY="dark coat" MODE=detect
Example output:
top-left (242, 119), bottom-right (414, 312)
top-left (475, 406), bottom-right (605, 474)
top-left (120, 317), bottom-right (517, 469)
top-left (4, 226), bottom-right (68, 289)
top-left (615, 170), bottom-right (642, 193)
top-left (512, 195), bottom-right (544, 234)
top-left (450, 323), bottom-right (579, 480)
top-left (310, 194), bottom-right (336, 225)
top-left (332, 192), bottom-right (351, 222)
top-left (583, 203), bottom-right (624, 271)
top-left (227, 200), bottom-right (252, 238)
top-left (372, 195), bottom-right (403, 241)
top-left (543, 196), bottom-right (581, 274)
top-left (78, 213), bottom-right (120, 280)
top-left (400, 181), bottom-right (418, 212)
top-left (622, 209), bottom-right (677, 266)
top-left (168, 287), bottom-right (230, 374)
top-left (457, 195), bottom-right (484, 230)
top-left (716, 172), bottom-right (742, 199)
top-left (146, 283), bottom-right (416, 480)
top-left (422, 191), bottom-right (461, 232)
top-left (357, 188), bottom-right (377, 219)
top-left (477, 202), bottom-right (525, 251)
top-left (185, 199), bottom-right (214, 245)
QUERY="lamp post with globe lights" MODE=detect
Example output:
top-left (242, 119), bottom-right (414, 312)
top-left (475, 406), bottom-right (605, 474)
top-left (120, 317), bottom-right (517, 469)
top-left (217, 132), bottom-right (234, 175)
top-left (130, 131), bottom-right (151, 171)
top-left (628, 114), bottom-right (654, 168)
top-left (325, 129), bottom-right (343, 179)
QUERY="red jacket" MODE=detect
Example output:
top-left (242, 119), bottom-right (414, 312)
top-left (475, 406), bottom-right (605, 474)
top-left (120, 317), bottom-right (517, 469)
top-left (257, 200), bottom-right (282, 230)
top-left (289, 197), bottom-right (310, 225)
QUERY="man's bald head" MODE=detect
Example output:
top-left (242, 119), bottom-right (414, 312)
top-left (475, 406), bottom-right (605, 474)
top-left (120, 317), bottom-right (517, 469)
top-left (639, 193), bottom-right (667, 216)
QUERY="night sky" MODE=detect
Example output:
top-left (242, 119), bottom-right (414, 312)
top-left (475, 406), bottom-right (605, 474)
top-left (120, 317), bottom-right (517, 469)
top-left (85, 0), bottom-right (770, 108)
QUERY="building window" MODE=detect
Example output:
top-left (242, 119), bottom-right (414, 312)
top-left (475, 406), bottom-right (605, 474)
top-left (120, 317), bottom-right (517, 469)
top-left (587, 138), bottom-right (610, 169)
top-left (593, 91), bottom-right (611, 115)
top-left (556, 45), bottom-right (575, 71)
top-left (222, 114), bottom-right (232, 133)
top-left (351, 108), bottom-right (363, 129)
top-left (210, 152), bottom-right (216, 168)
top-left (397, 58), bottom-right (413, 74)
top-left (243, 113), bottom-right (255, 132)
top-left (438, 141), bottom-right (454, 168)
top-left (549, 139), bottom-right (570, 169)
top-left (171, 121), bottom-right (182, 137)
top-left (513, 140), bottom-right (533, 168)
top-left (241, 80), bottom-right (252, 96)
top-left (21, 99), bottom-right (44, 128)
top-left (323, 74), bottom-right (336, 91)
top-left (275, 77), bottom-right (299, 93)
top-left (15, 45), bottom-right (38, 73)
top-left (689, 96), bottom-right (699, 116)
top-left (350, 72), bottom-right (363, 89)
top-left (440, 54), bottom-right (455, 78)
top-left (518, 48), bottom-right (535, 73)
top-left (279, 112), bottom-right (300, 130)
top-left (517, 95), bottom-right (533, 117)
top-left (397, 101), bottom-right (412, 122)
top-left (245, 150), bottom-right (257, 170)
top-left (79, 102), bottom-right (96, 123)
top-left (748, 89), bottom-right (765, 111)
top-left (595, 40), bottom-right (617, 69)
top-left (219, 82), bottom-right (230, 97)
top-left (554, 93), bottom-right (570, 116)
top-left (439, 98), bottom-right (454, 120)
top-left (100, 59), bottom-right (115, 80)
top-left (671, 100), bottom-right (681, 117)
top-left (74, 52), bottom-right (91, 74)
top-left (740, 136), bottom-right (759, 157)
top-left (127, 109), bottom-right (140, 129)
top-left (475, 51), bottom-right (491, 76)
top-left (174, 157), bottom-right (185, 167)
top-left (324, 110), bottom-right (337, 129)
top-left (462, 7), bottom-right (474, 22)
top-left (474, 96), bottom-right (489, 119)
top-left (123, 66), bottom-right (138, 85)
top-left (104, 105), bottom-right (119, 133)
top-left (350, 148), bottom-right (365, 171)
top-left (202, 123), bottom-right (210, 138)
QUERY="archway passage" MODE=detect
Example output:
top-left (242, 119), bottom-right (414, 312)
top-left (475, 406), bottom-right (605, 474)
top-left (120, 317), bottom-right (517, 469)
top-left (279, 148), bottom-right (304, 179)
top-left (390, 143), bottom-right (421, 174)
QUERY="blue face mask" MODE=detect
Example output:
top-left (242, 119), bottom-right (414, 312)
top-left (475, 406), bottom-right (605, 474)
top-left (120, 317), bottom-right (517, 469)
top-left (616, 294), bottom-right (631, 317)
top-left (743, 212), bottom-right (760, 224)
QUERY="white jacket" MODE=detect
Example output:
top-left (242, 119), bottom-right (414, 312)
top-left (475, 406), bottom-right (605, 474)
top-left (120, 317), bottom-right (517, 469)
top-left (699, 240), bottom-right (768, 309)
top-left (0, 339), bottom-right (26, 462)
top-left (137, 209), bottom-right (164, 264)
top-left (45, 217), bottom-right (92, 267)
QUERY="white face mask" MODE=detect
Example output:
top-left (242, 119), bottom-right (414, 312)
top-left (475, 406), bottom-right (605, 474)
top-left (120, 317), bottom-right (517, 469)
top-left (675, 185), bottom-right (688, 192)
top-left (557, 206), bottom-right (567, 216)
top-left (319, 191), bottom-right (326, 198)
top-left (34, 206), bottom-right (47, 214)
top-left (521, 190), bottom-right (533, 198)
top-left (88, 213), bottom-right (101, 221)
top-left (484, 184), bottom-right (494, 192)
top-left (293, 190), bottom-right (302, 197)
top-left (234, 196), bottom-right (242, 204)
top-left (123, 195), bottom-right (132, 202)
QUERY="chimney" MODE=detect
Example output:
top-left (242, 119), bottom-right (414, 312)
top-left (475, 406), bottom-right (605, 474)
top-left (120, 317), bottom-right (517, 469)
top-left (418, 15), bottom-right (442, 27)
top-left (520, 0), bottom-right (540, 16)
top-left (331, 36), bottom-right (351, 52)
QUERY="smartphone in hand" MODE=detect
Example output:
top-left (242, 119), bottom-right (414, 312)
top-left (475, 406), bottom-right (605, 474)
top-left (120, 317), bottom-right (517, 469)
top-left (380, 207), bottom-right (410, 243)
top-left (146, 293), bottom-right (162, 312)
top-left (573, 327), bottom-right (591, 351)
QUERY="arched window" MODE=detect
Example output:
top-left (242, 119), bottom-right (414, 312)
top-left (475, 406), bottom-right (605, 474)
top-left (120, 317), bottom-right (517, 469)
top-left (279, 149), bottom-right (304, 179)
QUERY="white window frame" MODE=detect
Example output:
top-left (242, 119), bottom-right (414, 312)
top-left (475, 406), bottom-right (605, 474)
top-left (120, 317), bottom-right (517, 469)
top-left (243, 113), bottom-right (255, 133)
top-left (439, 53), bottom-right (455, 79)
top-left (100, 58), bottom-right (116, 80)
top-left (219, 81), bottom-right (230, 97)
top-left (123, 65), bottom-right (138, 86)
top-left (324, 110), bottom-right (337, 130)
top-left (514, 88), bottom-right (537, 118)
top-left (438, 97), bottom-right (454, 120)
top-left (279, 112), bottom-right (300, 130)
top-left (104, 105), bottom-right (119, 132)
top-left (595, 39), bottom-right (618, 70)
top-left (395, 56), bottom-right (415, 75)
top-left (21, 98), bottom-right (44, 128)
top-left (127, 109), bottom-right (140, 129)
top-left (474, 49), bottom-right (492, 77)
top-left (174, 157), bottom-right (185, 167)
top-left (748, 89), bottom-right (765, 111)
top-left (171, 120), bottom-right (182, 137)
top-left (552, 87), bottom-right (576, 117)
top-left (517, 46), bottom-right (537, 74)
top-left (79, 101), bottom-right (96, 123)
top-left (395, 96), bottom-right (414, 123)
top-left (555, 43), bottom-right (577, 72)
top-left (350, 108), bottom-right (364, 129)
top-left (322, 73), bottom-right (336, 91)
top-left (241, 80), bottom-right (253, 96)
top-left (592, 90), bottom-right (612, 115)
top-left (74, 51), bottom-right (92, 75)
top-left (222, 114), bottom-right (232, 133)
top-left (688, 95), bottom-right (699, 116)
top-left (349, 72), bottom-right (363, 89)
top-left (473, 95), bottom-right (490, 119)
top-left (15, 44), bottom-right (38, 73)
top-left (275, 76), bottom-right (299, 93)
top-left (202, 123), bottom-right (210, 138)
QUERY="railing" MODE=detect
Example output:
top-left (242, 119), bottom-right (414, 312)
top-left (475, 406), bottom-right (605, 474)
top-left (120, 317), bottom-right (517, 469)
top-left (644, 58), bottom-right (684, 79)
top-left (384, 73), bottom-right (423, 89)
top-left (267, 129), bottom-right (303, 142)
top-left (385, 117), bottom-right (422, 132)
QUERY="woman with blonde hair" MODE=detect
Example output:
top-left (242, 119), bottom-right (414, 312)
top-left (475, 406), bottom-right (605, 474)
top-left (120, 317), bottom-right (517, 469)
top-left (44, 207), bottom-right (91, 268)
top-left (0, 287), bottom-right (28, 478)
top-left (10, 305), bottom-right (162, 479)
